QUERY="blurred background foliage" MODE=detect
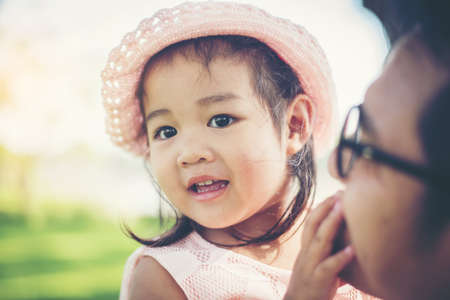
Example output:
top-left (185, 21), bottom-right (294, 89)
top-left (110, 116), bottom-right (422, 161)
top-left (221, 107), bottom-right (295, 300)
top-left (0, 144), bottom-right (167, 300)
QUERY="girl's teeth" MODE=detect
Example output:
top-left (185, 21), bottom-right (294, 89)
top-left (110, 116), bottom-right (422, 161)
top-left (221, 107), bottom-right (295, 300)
top-left (195, 181), bottom-right (228, 193)
top-left (197, 180), bottom-right (214, 186)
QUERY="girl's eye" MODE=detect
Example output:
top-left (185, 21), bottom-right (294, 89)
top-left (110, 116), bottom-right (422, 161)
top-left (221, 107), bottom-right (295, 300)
top-left (208, 114), bottom-right (236, 128)
top-left (154, 126), bottom-right (177, 140)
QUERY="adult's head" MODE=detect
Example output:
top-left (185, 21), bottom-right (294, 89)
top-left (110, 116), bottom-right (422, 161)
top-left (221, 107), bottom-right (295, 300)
top-left (329, 6), bottom-right (450, 300)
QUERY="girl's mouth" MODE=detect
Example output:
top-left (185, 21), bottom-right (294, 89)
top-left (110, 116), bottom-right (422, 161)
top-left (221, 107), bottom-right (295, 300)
top-left (188, 179), bottom-right (229, 202)
top-left (189, 180), bottom-right (229, 193)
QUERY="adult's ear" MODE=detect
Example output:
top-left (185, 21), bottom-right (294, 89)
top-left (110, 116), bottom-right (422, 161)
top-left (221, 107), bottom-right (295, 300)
top-left (285, 94), bottom-right (315, 156)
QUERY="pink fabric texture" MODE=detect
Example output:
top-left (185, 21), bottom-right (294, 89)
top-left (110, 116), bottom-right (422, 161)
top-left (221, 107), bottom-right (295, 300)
top-left (101, 1), bottom-right (337, 157)
top-left (120, 232), bottom-right (380, 300)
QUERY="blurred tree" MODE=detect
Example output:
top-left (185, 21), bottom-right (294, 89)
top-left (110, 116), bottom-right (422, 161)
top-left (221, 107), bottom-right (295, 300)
top-left (0, 145), bottom-right (36, 221)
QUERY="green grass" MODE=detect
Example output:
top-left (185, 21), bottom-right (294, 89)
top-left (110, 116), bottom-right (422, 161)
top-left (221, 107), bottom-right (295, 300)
top-left (0, 207), bottom-right (165, 300)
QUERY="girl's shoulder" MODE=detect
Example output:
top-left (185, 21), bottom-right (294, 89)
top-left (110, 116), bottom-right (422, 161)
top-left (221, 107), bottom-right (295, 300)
top-left (126, 255), bottom-right (186, 300)
top-left (119, 232), bottom-right (201, 300)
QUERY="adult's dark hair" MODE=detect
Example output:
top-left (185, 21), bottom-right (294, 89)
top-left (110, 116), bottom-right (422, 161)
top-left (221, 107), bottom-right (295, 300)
top-left (127, 35), bottom-right (315, 247)
top-left (364, 0), bottom-right (450, 57)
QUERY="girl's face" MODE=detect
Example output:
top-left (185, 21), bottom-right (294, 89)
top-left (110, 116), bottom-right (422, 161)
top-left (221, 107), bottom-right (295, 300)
top-left (142, 54), bottom-right (293, 230)
top-left (329, 36), bottom-right (450, 299)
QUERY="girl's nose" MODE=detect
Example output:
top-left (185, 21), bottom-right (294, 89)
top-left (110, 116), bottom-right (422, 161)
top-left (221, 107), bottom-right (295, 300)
top-left (177, 145), bottom-right (214, 167)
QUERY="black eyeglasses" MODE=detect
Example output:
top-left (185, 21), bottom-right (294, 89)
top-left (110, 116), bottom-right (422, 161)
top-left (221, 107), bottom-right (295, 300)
top-left (337, 105), bottom-right (445, 187)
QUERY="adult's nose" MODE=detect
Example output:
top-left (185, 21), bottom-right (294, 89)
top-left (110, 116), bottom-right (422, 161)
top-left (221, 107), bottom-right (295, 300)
top-left (328, 146), bottom-right (343, 182)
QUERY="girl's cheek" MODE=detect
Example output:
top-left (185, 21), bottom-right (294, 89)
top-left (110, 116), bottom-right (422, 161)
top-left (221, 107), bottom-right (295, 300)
top-left (150, 153), bottom-right (173, 183)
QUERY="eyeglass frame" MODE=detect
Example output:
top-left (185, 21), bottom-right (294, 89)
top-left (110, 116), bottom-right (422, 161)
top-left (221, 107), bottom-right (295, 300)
top-left (337, 104), bottom-right (446, 188)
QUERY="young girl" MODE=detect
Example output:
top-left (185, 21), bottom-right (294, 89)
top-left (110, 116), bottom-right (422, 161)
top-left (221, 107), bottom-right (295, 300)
top-left (101, 2), bottom-right (375, 299)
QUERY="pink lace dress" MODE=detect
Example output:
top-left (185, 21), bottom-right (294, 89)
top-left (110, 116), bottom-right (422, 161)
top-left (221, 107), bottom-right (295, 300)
top-left (120, 231), bottom-right (378, 299)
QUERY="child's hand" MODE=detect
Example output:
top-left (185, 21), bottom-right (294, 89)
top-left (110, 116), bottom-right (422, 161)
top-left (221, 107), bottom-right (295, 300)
top-left (284, 195), bottom-right (354, 300)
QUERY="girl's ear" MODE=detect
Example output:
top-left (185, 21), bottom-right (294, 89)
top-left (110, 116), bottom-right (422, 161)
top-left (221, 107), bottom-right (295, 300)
top-left (286, 94), bottom-right (315, 156)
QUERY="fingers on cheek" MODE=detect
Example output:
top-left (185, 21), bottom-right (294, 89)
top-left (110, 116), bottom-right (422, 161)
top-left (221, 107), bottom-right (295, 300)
top-left (310, 196), bottom-right (337, 225)
top-left (314, 199), bottom-right (343, 246)
top-left (309, 200), bottom-right (347, 266)
top-left (320, 245), bottom-right (355, 276)
top-left (303, 196), bottom-right (338, 243)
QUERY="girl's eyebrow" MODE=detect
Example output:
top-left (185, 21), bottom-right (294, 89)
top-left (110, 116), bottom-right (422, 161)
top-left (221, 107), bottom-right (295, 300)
top-left (146, 93), bottom-right (240, 123)
top-left (197, 92), bottom-right (240, 106)
top-left (146, 108), bottom-right (170, 123)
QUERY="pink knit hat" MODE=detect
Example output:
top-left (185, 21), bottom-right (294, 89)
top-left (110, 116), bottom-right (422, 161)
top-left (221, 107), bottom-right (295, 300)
top-left (101, 1), bottom-right (337, 156)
